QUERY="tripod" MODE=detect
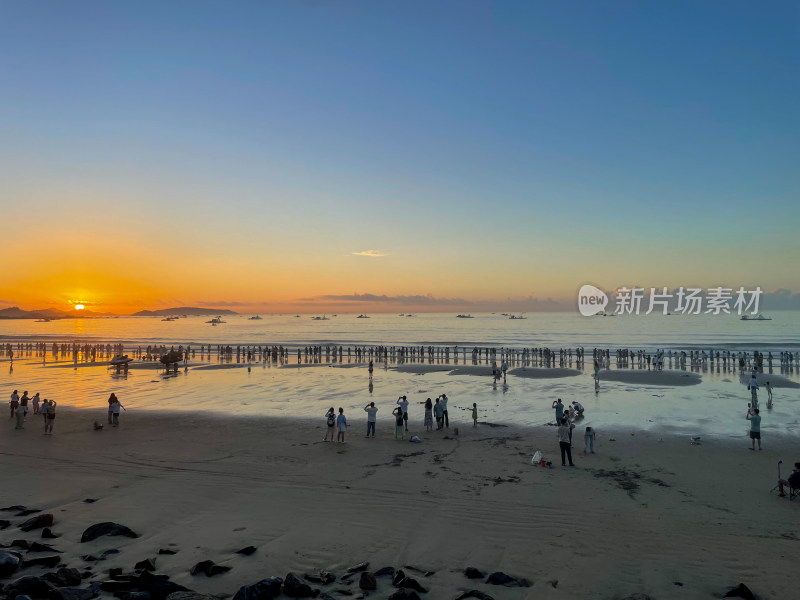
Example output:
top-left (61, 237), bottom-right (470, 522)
top-left (770, 460), bottom-right (783, 494)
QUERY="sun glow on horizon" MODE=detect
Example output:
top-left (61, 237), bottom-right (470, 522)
top-left (75, 304), bottom-right (85, 311)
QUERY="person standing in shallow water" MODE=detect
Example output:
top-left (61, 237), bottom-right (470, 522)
top-left (552, 398), bottom-right (564, 424)
top-left (336, 407), bottom-right (347, 443)
top-left (368, 360), bottom-right (373, 380)
top-left (472, 402), bottom-right (478, 427)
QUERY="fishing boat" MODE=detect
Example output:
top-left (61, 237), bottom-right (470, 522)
top-left (35, 318), bottom-right (51, 322)
top-left (509, 314), bottom-right (526, 320)
top-left (206, 316), bottom-right (225, 324)
top-left (357, 314), bottom-right (370, 318)
top-left (159, 350), bottom-right (183, 365)
top-left (311, 315), bottom-right (329, 321)
top-left (741, 314), bottom-right (772, 321)
top-left (456, 314), bottom-right (474, 319)
top-left (248, 315), bottom-right (263, 320)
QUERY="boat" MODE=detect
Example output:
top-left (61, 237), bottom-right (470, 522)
top-left (399, 313), bottom-right (405, 316)
top-left (406, 314), bottom-right (414, 317)
top-left (206, 316), bottom-right (225, 324)
top-left (161, 316), bottom-right (177, 321)
top-left (159, 350), bottom-right (183, 365)
top-left (357, 314), bottom-right (370, 319)
top-left (311, 316), bottom-right (329, 321)
top-left (294, 314), bottom-right (301, 318)
top-left (110, 355), bottom-right (133, 366)
top-left (456, 314), bottom-right (473, 319)
top-left (509, 314), bottom-right (526, 320)
top-left (248, 315), bottom-right (263, 320)
top-left (741, 314), bottom-right (772, 321)
top-left (35, 318), bottom-right (51, 322)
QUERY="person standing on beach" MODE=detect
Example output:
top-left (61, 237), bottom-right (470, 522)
top-left (324, 407), bottom-right (336, 442)
top-left (433, 397), bottom-right (444, 430)
top-left (766, 381), bottom-right (773, 408)
top-left (336, 407), bottom-right (347, 442)
top-left (392, 406), bottom-right (405, 440)
top-left (43, 399), bottom-right (56, 435)
top-left (14, 399), bottom-right (25, 430)
top-left (107, 393), bottom-right (117, 425)
top-left (440, 393), bottom-right (449, 428)
top-left (397, 395), bottom-right (409, 432)
top-left (10, 389), bottom-right (19, 418)
top-left (749, 375), bottom-right (759, 408)
top-left (552, 399), bottom-right (564, 424)
top-left (111, 397), bottom-right (125, 426)
top-left (558, 418), bottom-right (575, 466)
top-left (364, 402), bottom-right (378, 438)
top-left (32, 393), bottom-right (40, 415)
top-left (584, 426), bottom-right (596, 454)
top-left (746, 407), bottom-right (761, 450)
top-left (20, 391), bottom-right (29, 417)
top-left (501, 361), bottom-right (508, 382)
top-left (423, 398), bottom-right (433, 431)
top-left (472, 402), bottom-right (478, 427)
top-left (368, 360), bottom-right (374, 380)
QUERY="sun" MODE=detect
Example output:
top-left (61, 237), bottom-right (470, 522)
top-left (75, 304), bottom-right (85, 311)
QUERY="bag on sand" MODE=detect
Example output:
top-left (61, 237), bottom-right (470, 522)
top-left (410, 435), bottom-right (421, 443)
top-left (531, 451), bottom-right (542, 465)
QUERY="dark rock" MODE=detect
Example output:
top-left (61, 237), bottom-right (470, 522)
top-left (41, 530), bottom-right (60, 540)
top-left (41, 568), bottom-right (82, 588)
top-left (485, 572), bottom-right (519, 587)
top-left (387, 590), bottom-right (421, 600)
top-left (157, 550), bottom-right (177, 556)
top-left (0, 550), bottom-right (22, 578)
top-left (723, 584), bottom-right (756, 600)
top-left (134, 559), bottom-right (156, 572)
top-left (358, 572), bottom-right (376, 591)
top-left (345, 562), bottom-right (369, 574)
top-left (403, 565), bottom-right (434, 577)
top-left (189, 561), bottom-right (230, 577)
top-left (374, 567), bottom-right (395, 577)
top-left (15, 595), bottom-right (34, 600)
top-left (1, 506), bottom-right (28, 512)
top-left (165, 593), bottom-right (216, 600)
top-left (20, 516), bottom-right (54, 533)
top-left (100, 550), bottom-right (119, 559)
top-left (80, 523), bottom-right (138, 543)
top-left (283, 572), bottom-right (314, 598)
top-left (82, 500), bottom-right (98, 504)
top-left (16, 510), bottom-right (42, 517)
top-left (80, 557), bottom-right (98, 563)
top-left (48, 588), bottom-right (96, 600)
top-left (27, 543), bottom-right (60, 554)
top-left (621, 596), bottom-right (652, 600)
top-left (454, 592), bottom-right (495, 600)
top-left (396, 577), bottom-right (427, 593)
top-left (303, 572), bottom-right (334, 585)
top-left (463, 568), bottom-right (484, 579)
top-left (234, 547), bottom-right (256, 556)
top-left (12, 541), bottom-right (30, 550)
top-left (22, 556), bottom-right (61, 569)
top-left (138, 571), bottom-right (190, 600)
top-left (0, 520), bottom-right (11, 530)
top-left (121, 593), bottom-right (151, 600)
top-left (100, 580), bottom-right (137, 592)
top-left (108, 568), bottom-right (123, 579)
top-left (6, 576), bottom-right (58, 598)
top-left (392, 570), bottom-right (406, 586)
top-left (231, 578), bottom-right (283, 600)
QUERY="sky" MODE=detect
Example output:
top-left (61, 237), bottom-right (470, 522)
top-left (1, 1), bottom-right (798, 314)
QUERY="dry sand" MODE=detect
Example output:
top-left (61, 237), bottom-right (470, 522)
top-left (2, 409), bottom-right (797, 600)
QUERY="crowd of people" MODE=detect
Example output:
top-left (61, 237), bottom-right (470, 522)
top-left (9, 389), bottom-right (56, 434)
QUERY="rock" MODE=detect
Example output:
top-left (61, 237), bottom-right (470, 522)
top-left (15, 595), bottom-right (34, 600)
top-left (231, 578), bottom-right (283, 600)
top-left (157, 550), bottom-right (177, 556)
top-left (454, 592), bottom-right (495, 600)
top-left (48, 588), bottom-right (97, 600)
top-left (403, 566), bottom-right (434, 577)
top-left (0, 520), bottom-right (11, 530)
top-left (27, 543), bottom-right (60, 554)
top-left (723, 584), bottom-right (756, 600)
top-left (396, 577), bottom-right (427, 593)
top-left (138, 571), bottom-right (190, 600)
top-left (303, 572), bottom-right (334, 585)
top-left (82, 500), bottom-right (98, 504)
top-left (121, 593), bottom-right (151, 600)
top-left (80, 523), bottom-right (138, 543)
top-left (0, 550), bottom-right (22, 578)
top-left (19, 516), bottom-right (54, 533)
top-left (345, 562), bottom-right (369, 574)
top-left (80, 556), bottom-right (98, 563)
top-left (621, 596), bottom-right (652, 600)
top-left (392, 570), bottom-right (406, 586)
top-left (100, 581), bottom-right (138, 592)
top-left (485, 572), bottom-right (519, 587)
top-left (11, 541), bottom-right (30, 550)
top-left (189, 561), bottom-right (230, 577)
top-left (6, 576), bottom-right (58, 598)
top-left (165, 593), bottom-right (216, 600)
top-left (41, 530), bottom-right (60, 540)
top-left (374, 567), bottom-right (395, 577)
top-left (135, 559), bottom-right (156, 572)
top-left (22, 556), bottom-right (61, 569)
top-left (100, 549), bottom-right (119, 559)
top-left (283, 573), bottom-right (314, 598)
top-left (387, 590), bottom-right (421, 600)
top-left (1, 506), bottom-right (28, 512)
top-left (234, 546), bottom-right (257, 556)
top-left (358, 572), bottom-right (376, 591)
top-left (56, 568), bottom-right (82, 587)
top-left (464, 568), bottom-right (484, 579)
top-left (16, 510), bottom-right (42, 517)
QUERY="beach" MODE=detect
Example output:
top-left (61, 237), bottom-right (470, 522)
top-left (1, 408), bottom-right (798, 600)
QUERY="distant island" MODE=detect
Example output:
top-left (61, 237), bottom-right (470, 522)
top-left (131, 307), bottom-right (239, 317)
top-left (0, 306), bottom-right (239, 319)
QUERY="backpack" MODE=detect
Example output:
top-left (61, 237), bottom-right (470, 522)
top-left (327, 414), bottom-right (335, 426)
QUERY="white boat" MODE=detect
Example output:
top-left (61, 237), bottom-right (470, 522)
top-left (35, 318), bottom-right (51, 322)
top-left (456, 314), bottom-right (473, 319)
top-left (509, 314), bottom-right (526, 320)
top-left (110, 355), bottom-right (133, 366)
top-left (206, 316), bottom-right (225, 324)
top-left (741, 314), bottom-right (772, 321)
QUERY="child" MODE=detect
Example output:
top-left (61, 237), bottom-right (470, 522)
top-left (472, 402), bottom-right (478, 427)
top-left (433, 398), bottom-right (444, 430)
top-left (43, 399), bottom-right (57, 435)
top-left (336, 407), bottom-right (347, 443)
top-left (111, 397), bottom-right (125, 426)
top-left (323, 407), bottom-right (336, 442)
top-left (584, 426), bottom-right (596, 454)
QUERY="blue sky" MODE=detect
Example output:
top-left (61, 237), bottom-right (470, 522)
top-left (1, 1), bottom-right (798, 310)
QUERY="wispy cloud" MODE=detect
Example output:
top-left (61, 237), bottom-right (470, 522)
top-left (352, 250), bottom-right (388, 257)
top-left (195, 300), bottom-right (252, 307)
